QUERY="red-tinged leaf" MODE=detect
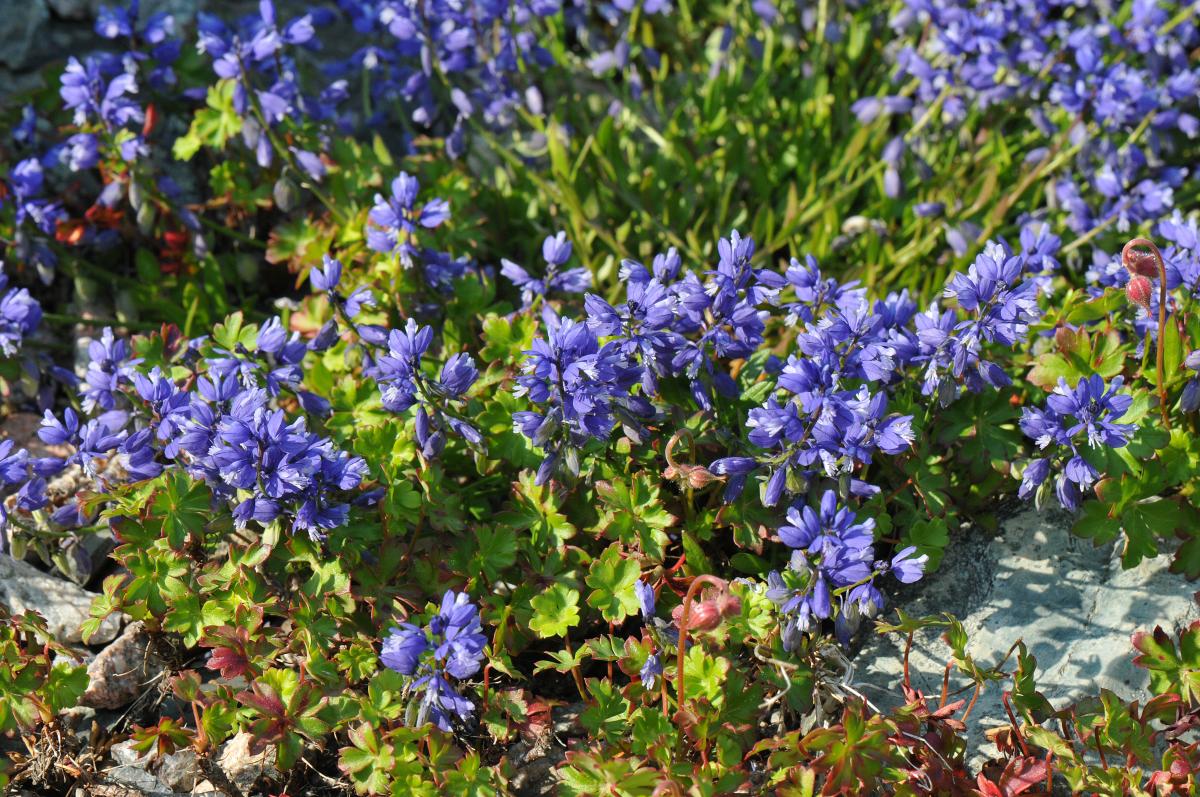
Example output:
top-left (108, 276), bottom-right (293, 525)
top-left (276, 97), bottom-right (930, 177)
top-left (999, 756), bottom-right (1049, 796)
top-left (237, 685), bottom-right (286, 720)
top-left (974, 775), bottom-right (1005, 797)
top-left (929, 698), bottom-right (966, 720)
top-left (207, 646), bottom-right (252, 679)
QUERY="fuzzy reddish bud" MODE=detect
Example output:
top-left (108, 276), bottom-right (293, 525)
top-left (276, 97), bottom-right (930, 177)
top-left (713, 590), bottom-right (742, 619)
top-left (1123, 246), bottom-right (1159, 278)
top-left (1126, 275), bottom-right (1153, 309)
top-left (672, 599), bottom-right (722, 632)
top-left (684, 466), bottom-right (719, 489)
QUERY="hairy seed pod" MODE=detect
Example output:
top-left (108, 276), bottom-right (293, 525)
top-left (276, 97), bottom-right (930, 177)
top-left (685, 466), bottom-right (718, 489)
top-left (677, 600), bottom-right (721, 631)
top-left (1126, 275), bottom-right (1153, 309)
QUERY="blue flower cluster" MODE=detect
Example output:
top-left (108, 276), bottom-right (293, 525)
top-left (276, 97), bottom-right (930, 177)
top-left (1019, 375), bottom-right (1136, 511)
top-left (510, 228), bottom-right (1049, 495)
top-left (513, 312), bottom-right (651, 485)
top-left (366, 319), bottom-right (482, 460)
top-left (380, 590), bottom-right (488, 731)
top-left (766, 490), bottom-right (927, 647)
top-left (502, 232), bottom-right (592, 307)
top-left (715, 236), bottom-right (1043, 508)
top-left (324, 0), bottom-right (563, 149)
top-left (1, 0), bottom-right (186, 280)
top-left (1, 318), bottom-right (372, 545)
top-left (366, 172), bottom-right (471, 293)
top-left (197, 0), bottom-right (343, 170)
top-left (878, 0), bottom-right (1200, 238)
top-left (0, 263), bottom-right (42, 357)
top-left (512, 230), bottom-right (790, 485)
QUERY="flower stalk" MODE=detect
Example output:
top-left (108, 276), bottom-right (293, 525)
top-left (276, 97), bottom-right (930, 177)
top-left (1122, 238), bottom-right (1171, 430)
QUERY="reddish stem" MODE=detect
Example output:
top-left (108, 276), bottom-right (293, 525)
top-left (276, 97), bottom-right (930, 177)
top-left (1123, 238), bottom-right (1171, 430)
top-left (674, 575), bottom-right (727, 722)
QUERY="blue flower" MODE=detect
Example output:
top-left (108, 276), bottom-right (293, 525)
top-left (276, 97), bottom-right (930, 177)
top-left (381, 590), bottom-right (487, 731)
top-left (1018, 375), bottom-right (1136, 510)
top-left (640, 652), bottom-right (662, 689)
top-left (501, 232), bottom-right (593, 307)
top-left (513, 313), bottom-right (649, 485)
top-left (367, 172), bottom-right (450, 267)
top-left (777, 490), bottom-right (874, 557)
top-left (368, 320), bottom-right (480, 458)
top-left (0, 264), bottom-right (42, 357)
top-left (59, 56), bottom-right (143, 129)
top-left (767, 492), bottom-right (923, 648)
top-left (634, 579), bottom-right (655, 621)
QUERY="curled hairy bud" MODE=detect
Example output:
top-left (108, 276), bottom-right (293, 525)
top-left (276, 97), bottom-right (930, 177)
top-left (1123, 245), bottom-right (1159, 278)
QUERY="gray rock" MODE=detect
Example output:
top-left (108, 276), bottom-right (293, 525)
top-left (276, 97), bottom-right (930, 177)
top-left (156, 748), bottom-right (198, 792)
top-left (0, 554), bottom-right (121, 643)
top-left (218, 730), bottom-right (279, 794)
top-left (0, 1), bottom-right (49, 70)
top-left (854, 507), bottom-right (1200, 768)
top-left (82, 621), bottom-right (164, 709)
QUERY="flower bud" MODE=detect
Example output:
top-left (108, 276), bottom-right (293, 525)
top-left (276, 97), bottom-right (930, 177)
top-left (1126, 275), bottom-right (1153, 309)
top-left (685, 465), bottom-right (719, 489)
top-left (273, 176), bottom-right (300, 212)
top-left (1123, 246), bottom-right (1159, 278)
top-left (672, 599), bottom-right (721, 632)
top-left (136, 202), bottom-right (156, 235)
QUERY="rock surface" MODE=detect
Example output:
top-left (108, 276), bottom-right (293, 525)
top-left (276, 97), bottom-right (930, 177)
top-left (217, 730), bottom-right (280, 794)
top-left (82, 621), bottom-right (163, 709)
top-left (0, 553), bottom-right (121, 643)
top-left (853, 506), bottom-right (1200, 765)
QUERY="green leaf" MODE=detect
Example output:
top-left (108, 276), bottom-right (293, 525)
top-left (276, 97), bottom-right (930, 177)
top-left (1119, 499), bottom-right (1182, 568)
top-left (1072, 500), bottom-right (1121, 546)
top-left (528, 584), bottom-right (580, 639)
top-left (682, 646), bottom-right (729, 706)
top-left (473, 526), bottom-right (517, 583)
top-left (595, 477), bottom-right (675, 562)
top-left (580, 679), bottom-right (630, 744)
top-left (1132, 623), bottom-right (1200, 702)
top-left (585, 544), bottom-right (641, 623)
top-left (903, 518), bottom-right (949, 571)
top-left (154, 472), bottom-right (210, 550)
top-left (172, 80), bottom-right (243, 161)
